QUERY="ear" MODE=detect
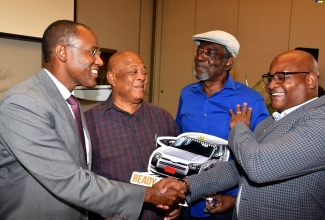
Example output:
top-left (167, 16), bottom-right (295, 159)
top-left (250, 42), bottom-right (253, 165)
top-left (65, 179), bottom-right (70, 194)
top-left (55, 45), bottom-right (68, 62)
top-left (224, 57), bottom-right (235, 70)
top-left (305, 72), bottom-right (317, 90)
top-left (106, 71), bottom-right (115, 86)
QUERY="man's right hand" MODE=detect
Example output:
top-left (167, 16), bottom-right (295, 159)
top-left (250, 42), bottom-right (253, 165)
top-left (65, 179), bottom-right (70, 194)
top-left (145, 176), bottom-right (185, 210)
top-left (160, 177), bottom-right (189, 195)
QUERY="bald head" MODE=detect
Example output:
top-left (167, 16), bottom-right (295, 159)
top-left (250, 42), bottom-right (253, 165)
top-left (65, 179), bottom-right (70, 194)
top-left (267, 50), bottom-right (320, 112)
top-left (271, 50), bottom-right (319, 77)
top-left (107, 51), bottom-right (143, 72)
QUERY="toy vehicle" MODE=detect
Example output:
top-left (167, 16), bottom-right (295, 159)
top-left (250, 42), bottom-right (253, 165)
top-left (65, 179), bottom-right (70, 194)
top-left (148, 132), bottom-right (230, 178)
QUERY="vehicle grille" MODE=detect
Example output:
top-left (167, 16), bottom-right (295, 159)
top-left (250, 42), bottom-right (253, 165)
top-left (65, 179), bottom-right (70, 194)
top-left (161, 157), bottom-right (187, 166)
top-left (159, 161), bottom-right (186, 171)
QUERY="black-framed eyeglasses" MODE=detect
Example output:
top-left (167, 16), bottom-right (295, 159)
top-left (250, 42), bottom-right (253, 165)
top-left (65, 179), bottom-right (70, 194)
top-left (262, 71), bottom-right (309, 85)
top-left (65, 45), bottom-right (101, 57)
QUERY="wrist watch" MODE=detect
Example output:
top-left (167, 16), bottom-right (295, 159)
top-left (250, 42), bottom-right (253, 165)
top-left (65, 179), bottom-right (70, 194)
top-left (177, 178), bottom-right (190, 196)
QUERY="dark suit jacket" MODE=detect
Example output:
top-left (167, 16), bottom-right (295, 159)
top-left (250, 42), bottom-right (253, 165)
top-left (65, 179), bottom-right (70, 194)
top-left (0, 69), bottom-right (145, 220)
top-left (187, 96), bottom-right (325, 220)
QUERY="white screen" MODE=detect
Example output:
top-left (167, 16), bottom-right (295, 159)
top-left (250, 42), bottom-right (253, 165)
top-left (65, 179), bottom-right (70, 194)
top-left (0, 0), bottom-right (75, 39)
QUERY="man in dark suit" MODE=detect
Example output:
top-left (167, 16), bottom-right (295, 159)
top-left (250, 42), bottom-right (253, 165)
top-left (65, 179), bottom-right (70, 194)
top-left (0, 20), bottom-right (183, 220)
top-left (161, 50), bottom-right (325, 220)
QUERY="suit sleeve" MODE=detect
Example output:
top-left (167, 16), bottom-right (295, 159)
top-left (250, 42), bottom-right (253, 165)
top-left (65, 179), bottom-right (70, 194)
top-left (186, 160), bottom-right (241, 202)
top-left (0, 94), bottom-right (145, 219)
top-left (228, 106), bottom-right (325, 184)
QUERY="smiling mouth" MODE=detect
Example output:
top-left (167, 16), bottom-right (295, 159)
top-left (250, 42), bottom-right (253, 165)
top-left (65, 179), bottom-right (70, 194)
top-left (91, 70), bottom-right (98, 74)
top-left (271, 92), bottom-right (285, 97)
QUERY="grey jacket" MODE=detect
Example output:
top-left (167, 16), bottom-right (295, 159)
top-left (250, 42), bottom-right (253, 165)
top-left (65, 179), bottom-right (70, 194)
top-left (187, 96), bottom-right (325, 220)
top-left (0, 69), bottom-right (145, 220)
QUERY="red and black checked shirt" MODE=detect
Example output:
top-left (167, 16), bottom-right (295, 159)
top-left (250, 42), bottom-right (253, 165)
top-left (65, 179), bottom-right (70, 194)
top-left (85, 96), bottom-right (179, 220)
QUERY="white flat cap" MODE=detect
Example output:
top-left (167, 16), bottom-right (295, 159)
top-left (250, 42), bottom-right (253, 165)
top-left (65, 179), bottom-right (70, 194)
top-left (193, 30), bottom-right (240, 57)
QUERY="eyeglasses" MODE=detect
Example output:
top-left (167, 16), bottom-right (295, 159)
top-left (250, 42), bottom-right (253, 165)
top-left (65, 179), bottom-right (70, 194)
top-left (65, 45), bottom-right (101, 57)
top-left (262, 71), bottom-right (309, 85)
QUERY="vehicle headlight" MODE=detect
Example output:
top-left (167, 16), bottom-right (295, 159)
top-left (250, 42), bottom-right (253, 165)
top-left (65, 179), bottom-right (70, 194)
top-left (188, 163), bottom-right (202, 171)
top-left (151, 152), bottom-right (162, 166)
top-left (154, 152), bottom-right (162, 159)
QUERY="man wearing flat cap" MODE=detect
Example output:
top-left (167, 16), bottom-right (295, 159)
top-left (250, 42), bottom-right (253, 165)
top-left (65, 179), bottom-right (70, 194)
top-left (175, 30), bottom-right (269, 219)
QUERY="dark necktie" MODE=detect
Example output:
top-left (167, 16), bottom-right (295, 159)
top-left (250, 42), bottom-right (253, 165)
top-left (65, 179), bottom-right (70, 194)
top-left (66, 95), bottom-right (87, 161)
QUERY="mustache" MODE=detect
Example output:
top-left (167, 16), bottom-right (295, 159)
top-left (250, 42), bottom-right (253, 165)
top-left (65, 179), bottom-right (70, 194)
top-left (195, 62), bottom-right (208, 69)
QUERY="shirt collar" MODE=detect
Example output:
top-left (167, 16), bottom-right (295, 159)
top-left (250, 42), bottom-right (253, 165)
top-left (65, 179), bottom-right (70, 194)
top-left (102, 95), bottom-right (114, 113)
top-left (101, 95), bottom-right (144, 120)
top-left (193, 73), bottom-right (236, 94)
top-left (44, 68), bottom-right (71, 99)
top-left (272, 97), bottom-right (318, 121)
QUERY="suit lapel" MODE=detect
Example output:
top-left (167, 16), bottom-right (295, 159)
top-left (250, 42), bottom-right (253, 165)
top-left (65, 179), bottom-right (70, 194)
top-left (35, 70), bottom-right (88, 168)
top-left (254, 117), bottom-right (277, 142)
top-left (255, 96), bottom-right (325, 143)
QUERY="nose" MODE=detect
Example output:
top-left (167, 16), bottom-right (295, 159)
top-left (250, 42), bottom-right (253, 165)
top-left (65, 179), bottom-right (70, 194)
top-left (95, 54), bottom-right (104, 66)
top-left (137, 71), bottom-right (147, 81)
top-left (268, 77), bottom-right (278, 89)
top-left (196, 51), bottom-right (206, 62)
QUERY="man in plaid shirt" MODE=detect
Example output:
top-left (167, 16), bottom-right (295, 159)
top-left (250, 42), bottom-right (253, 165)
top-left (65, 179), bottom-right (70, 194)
top-left (85, 51), bottom-right (180, 220)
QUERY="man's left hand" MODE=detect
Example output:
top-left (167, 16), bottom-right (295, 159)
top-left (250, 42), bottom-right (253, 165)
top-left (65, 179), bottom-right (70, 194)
top-left (229, 102), bottom-right (252, 128)
top-left (206, 195), bottom-right (236, 214)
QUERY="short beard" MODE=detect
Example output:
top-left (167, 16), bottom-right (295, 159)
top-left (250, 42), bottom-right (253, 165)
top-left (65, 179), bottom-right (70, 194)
top-left (194, 70), bottom-right (209, 81)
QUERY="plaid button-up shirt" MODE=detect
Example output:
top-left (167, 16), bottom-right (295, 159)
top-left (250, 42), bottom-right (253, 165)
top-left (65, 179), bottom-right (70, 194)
top-left (85, 96), bottom-right (179, 220)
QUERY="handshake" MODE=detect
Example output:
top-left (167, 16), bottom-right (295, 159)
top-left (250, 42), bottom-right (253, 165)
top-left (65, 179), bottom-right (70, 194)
top-left (144, 176), bottom-right (189, 218)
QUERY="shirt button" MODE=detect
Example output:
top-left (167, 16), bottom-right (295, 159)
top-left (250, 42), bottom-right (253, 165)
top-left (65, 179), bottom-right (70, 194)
top-left (204, 114), bottom-right (207, 117)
